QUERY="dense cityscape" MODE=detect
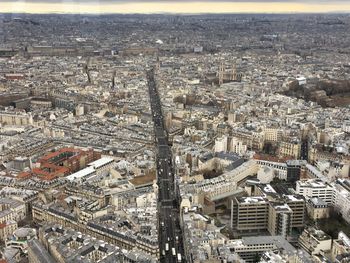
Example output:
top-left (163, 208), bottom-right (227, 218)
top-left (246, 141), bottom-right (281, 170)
top-left (0, 12), bottom-right (350, 263)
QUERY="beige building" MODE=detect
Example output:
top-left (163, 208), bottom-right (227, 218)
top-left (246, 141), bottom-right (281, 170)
top-left (232, 185), bottom-right (305, 237)
top-left (279, 140), bottom-right (301, 159)
top-left (331, 231), bottom-right (350, 262)
top-left (268, 203), bottom-right (293, 238)
top-left (226, 235), bottom-right (298, 263)
top-left (232, 196), bottom-right (269, 233)
top-left (284, 195), bottom-right (305, 228)
top-left (32, 204), bottom-right (159, 258)
top-left (0, 198), bottom-right (26, 223)
top-left (298, 227), bottom-right (332, 255)
top-left (0, 111), bottom-right (33, 126)
top-left (231, 130), bottom-right (264, 151)
top-left (230, 137), bottom-right (248, 156)
top-left (306, 197), bottom-right (330, 220)
top-left (263, 128), bottom-right (282, 142)
top-left (30, 98), bottom-right (52, 109)
top-left (214, 135), bottom-right (228, 153)
top-left (0, 221), bottom-right (17, 241)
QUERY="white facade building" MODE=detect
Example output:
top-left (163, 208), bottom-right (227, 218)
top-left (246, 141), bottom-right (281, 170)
top-left (296, 179), bottom-right (334, 204)
top-left (230, 137), bottom-right (247, 156)
top-left (214, 135), bottom-right (228, 153)
top-left (256, 159), bottom-right (287, 180)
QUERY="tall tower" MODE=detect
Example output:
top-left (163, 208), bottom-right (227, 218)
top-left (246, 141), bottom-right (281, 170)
top-left (218, 61), bottom-right (224, 85)
top-left (231, 63), bottom-right (237, 81)
top-left (155, 55), bottom-right (160, 71)
top-left (112, 70), bottom-right (116, 89)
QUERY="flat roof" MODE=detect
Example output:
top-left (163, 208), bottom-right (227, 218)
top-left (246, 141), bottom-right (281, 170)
top-left (242, 236), bottom-right (295, 253)
top-left (66, 166), bottom-right (95, 181)
top-left (238, 196), bottom-right (268, 204)
top-left (88, 157), bottom-right (114, 169)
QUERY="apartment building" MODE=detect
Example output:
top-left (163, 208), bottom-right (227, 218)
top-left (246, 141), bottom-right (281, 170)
top-left (232, 196), bottom-right (269, 233)
top-left (298, 227), bottom-right (332, 255)
top-left (283, 195), bottom-right (305, 228)
top-left (333, 179), bottom-right (350, 223)
top-left (0, 198), bottom-right (26, 223)
top-left (232, 185), bottom-right (305, 237)
top-left (255, 159), bottom-right (287, 180)
top-left (263, 128), bottom-right (283, 142)
top-left (0, 221), bottom-right (17, 242)
top-left (227, 236), bottom-right (296, 263)
top-left (32, 203), bottom-right (159, 258)
top-left (306, 197), bottom-right (330, 220)
top-left (296, 179), bottom-right (334, 204)
top-left (279, 140), bottom-right (301, 159)
top-left (331, 232), bottom-right (350, 262)
top-left (268, 202), bottom-right (293, 238)
top-left (0, 111), bottom-right (33, 126)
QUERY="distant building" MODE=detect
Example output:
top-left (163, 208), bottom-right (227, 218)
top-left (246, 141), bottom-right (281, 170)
top-left (342, 120), bottom-right (350, 134)
top-left (12, 157), bottom-right (30, 171)
top-left (193, 46), bottom-right (203, 53)
top-left (120, 47), bottom-right (158, 56)
top-left (0, 110), bottom-right (33, 126)
top-left (255, 159), bottom-right (287, 180)
top-left (263, 128), bottom-right (282, 142)
top-left (296, 76), bottom-right (307, 85)
top-left (30, 98), bottom-right (52, 110)
top-left (39, 148), bottom-right (98, 171)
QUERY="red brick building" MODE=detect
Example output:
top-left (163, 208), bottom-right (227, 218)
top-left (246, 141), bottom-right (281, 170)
top-left (32, 148), bottom-right (101, 181)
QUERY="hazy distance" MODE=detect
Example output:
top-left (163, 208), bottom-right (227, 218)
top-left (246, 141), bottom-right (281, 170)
top-left (2, 1), bottom-right (350, 14)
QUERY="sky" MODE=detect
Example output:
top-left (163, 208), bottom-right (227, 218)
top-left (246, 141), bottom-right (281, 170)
top-left (1, 1), bottom-right (350, 14)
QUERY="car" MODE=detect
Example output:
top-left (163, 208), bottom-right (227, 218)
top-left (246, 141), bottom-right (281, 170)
top-left (177, 253), bottom-right (182, 262)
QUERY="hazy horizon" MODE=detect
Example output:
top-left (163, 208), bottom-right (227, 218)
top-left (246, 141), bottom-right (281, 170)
top-left (2, 1), bottom-right (350, 14)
